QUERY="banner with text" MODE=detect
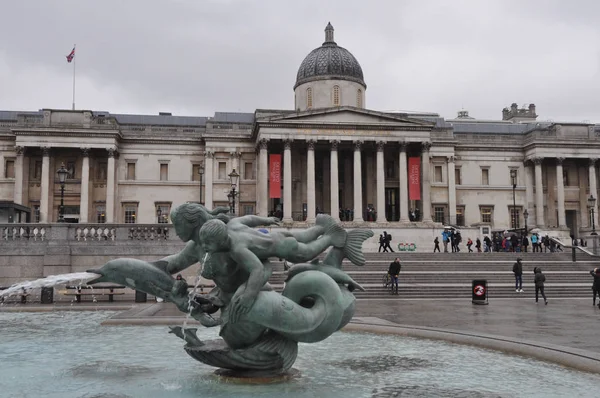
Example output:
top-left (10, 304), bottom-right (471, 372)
top-left (408, 157), bottom-right (421, 201)
top-left (269, 154), bottom-right (281, 198)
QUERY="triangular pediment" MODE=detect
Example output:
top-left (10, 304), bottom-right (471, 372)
top-left (257, 106), bottom-right (434, 128)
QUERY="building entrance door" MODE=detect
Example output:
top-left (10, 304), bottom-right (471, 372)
top-left (566, 210), bottom-right (578, 236)
top-left (385, 188), bottom-right (399, 221)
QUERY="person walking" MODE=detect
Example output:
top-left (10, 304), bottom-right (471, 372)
top-left (383, 231), bottom-right (394, 253)
top-left (590, 268), bottom-right (600, 308)
top-left (467, 238), bottom-right (473, 253)
top-left (521, 235), bottom-right (529, 253)
top-left (475, 237), bottom-right (482, 253)
top-left (433, 236), bottom-right (441, 252)
top-left (534, 267), bottom-right (548, 305)
top-left (378, 234), bottom-right (386, 252)
top-left (442, 230), bottom-right (450, 253)
top-left (512, 258), bottom-right (524, 293)
top-left (387, 257), bottom-right (401, 295)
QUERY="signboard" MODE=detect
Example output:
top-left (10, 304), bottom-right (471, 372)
top-left (472, 279), bottom-right (488, 305)
top-left (269, 154), bottom-right (281, 198)
top-left (408, 157), bottom-right (421, 200)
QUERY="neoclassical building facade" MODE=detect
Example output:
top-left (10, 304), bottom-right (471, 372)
top-left (1, 23), bottom-right (599, 239)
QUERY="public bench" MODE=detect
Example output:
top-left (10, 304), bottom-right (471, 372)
top-left (64, 285), bottom-right (126, 303)
top-left (0, 286), bottom-right (30, 304)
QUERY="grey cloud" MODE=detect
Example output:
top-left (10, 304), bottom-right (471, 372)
top-left (1, 0), bottom-right (599, 122)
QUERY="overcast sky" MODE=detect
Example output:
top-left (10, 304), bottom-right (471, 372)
top-left (1, 0), bottom-right (599, 122)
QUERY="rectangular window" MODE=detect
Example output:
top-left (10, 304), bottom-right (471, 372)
top-left (160, 163), bottom-right (168, 181)
top-left (124, 204), bottom-right (137, 224)
top-left (510, 207), bottom-right (521, 229)
top-left (386, 161), bottom-right (395, 179)
top-left (96, 205), bottom-right (106, 223)
top-left (243, 204), bottom-right (254, 216)
top-left (97, 162), bottom-right (107, 181)
top-left (456, 206), bottom-right (465, 226)
top-left (5, 159), bottom-right (15, 178)
top-left (480, 206), bottom-right (493, 223)
top-left (156, 204), bottom-right (170, 223)
top-left (33, 205), bottom-right (40, 223)
top-left (126, 163), bottom-right (136, 180)
top-left (192, 164), bottom-right (203, 181)
top-left (482, 169), bottom-right (490, 185)
top-left (434, 165), bottom-right (443, 183)
top-left (455, 168), bottom-right (462, 185)
top-left (244, 162), bottom-right (254, 180)
top-left (33, 160), bottom-right (42, 180)
top-left (218, 162), bottom-right (227, 180)
top-left (433, 206), bottom-right (445, 223)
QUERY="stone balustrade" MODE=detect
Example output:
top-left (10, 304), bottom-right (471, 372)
top-left (0, 223), bottom-right (176, 243)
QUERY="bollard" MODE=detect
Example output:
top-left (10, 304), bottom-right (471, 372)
top-left (572, 246), bottom-right (577, 263)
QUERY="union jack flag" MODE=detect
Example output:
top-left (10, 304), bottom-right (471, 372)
top-left (66, 47), bottom-right (75, 63)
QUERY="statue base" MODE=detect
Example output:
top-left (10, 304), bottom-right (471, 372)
top-left (214, 368), bottom-right (300, 384)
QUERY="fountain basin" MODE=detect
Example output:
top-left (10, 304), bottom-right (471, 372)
top-left (1, 311), bottom-right (599, 397)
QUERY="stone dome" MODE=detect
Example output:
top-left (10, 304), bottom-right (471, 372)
top-left (294, 23), bottom-right (365, 89)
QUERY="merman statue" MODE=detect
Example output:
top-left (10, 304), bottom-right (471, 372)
top-left (88, 203), bottom-right (373, 376)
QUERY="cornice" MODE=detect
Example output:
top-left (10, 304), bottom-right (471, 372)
top-left (12, 129), bottom-right (123, 139)
top-left (255, 121), bottom-right (432, 132)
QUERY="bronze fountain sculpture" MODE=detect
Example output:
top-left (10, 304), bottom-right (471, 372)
top-left (88, 203), bottom-right (373, 377)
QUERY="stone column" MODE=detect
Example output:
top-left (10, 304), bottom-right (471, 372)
top-left (40, 147), bottom-right (50, 223)
top-left (556, 157), bottom-right (567, 228)
top-left (399, 142), bottom-right (409, 222)
top-left (447, 156), bottom-right (456, 225)
top-left (106, 148), bottom-right (116, 223)
top-left (204, 151), bottom-right (214, 210)
top-left (330, 140), bottom-right (340, 221)
top-left (421, 142), bottom-right (432, 222)
top-left (282, 140), bottom-right (293, 223)
top-left (13, 146), bottom-right (25, 205)
top-left (376, 141), bottom-right (386, 222)
top-left (306, 140), bottom-right (316, 223)
top-left (524, 160), bottom-right (535, 228)
top-left (79, 148), bottom-right (90, 223)
top-left (534, 157), bottom-right (545, 228)
top-left (590, 158), bottom-right (599, 230)
top-left (353, 141), bottom-right (364, 222)
top-left (258, 139), bottom-right (269, 216)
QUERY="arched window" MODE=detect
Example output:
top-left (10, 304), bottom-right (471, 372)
top-left (357, 89), bottom-right (363, 108)
top-left (333, 85), bottom-right (340, 106)
top-left (306, 87), bottom-right (313, 108)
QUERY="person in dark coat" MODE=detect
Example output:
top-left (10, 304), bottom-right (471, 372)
top-left (521, 235), bottom-right (529, 252)
top-left (512, 258), bottom-right (523, 293)
top-left (433, 237), bottom-right (441, 253)
top-left (475, 238), bottom-right (482, 253)
top-left (378, 234), bottom-right (386, 252)
top-left (383, 231), bottom-right (394, 253)
top-left (387, 258), bottom-right (401, 295)
top-left (590, 268), bottom-right (600, 308)
top-left (534, 267), bottom-right (548, 305)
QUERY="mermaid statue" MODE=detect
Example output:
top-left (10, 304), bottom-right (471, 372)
top-left (88, 203), bottom-right (373, 376)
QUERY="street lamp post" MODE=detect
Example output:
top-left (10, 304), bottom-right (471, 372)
top-left (589, 195), bottom-right (597, 235)
top-left (523, 209), bottom-right (529, 237)
top-left (198, 164), bottom-right (204, 205)
top-left (228, 169), bottom-right (240, 215)
top-left (510, 169), bottom-right (517, 231)
top-left (156, 208), bottom-right (162, 224)
top-left (56, 163), bottom-right (68, 222)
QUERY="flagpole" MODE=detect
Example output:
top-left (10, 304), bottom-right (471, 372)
top-left (72, 44), bottom-right (76, 110)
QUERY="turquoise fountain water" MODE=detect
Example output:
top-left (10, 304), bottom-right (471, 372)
top-left (0, 311), bottom-right (598, 398)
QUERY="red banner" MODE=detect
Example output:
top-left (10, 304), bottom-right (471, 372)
top-left (408, 157), bottom-right (421, 200)
top-left (269, 154), bottom-right (281, 198)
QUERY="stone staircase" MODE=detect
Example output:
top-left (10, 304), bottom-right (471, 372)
top-left (268, 252), bottom-right (600, 300)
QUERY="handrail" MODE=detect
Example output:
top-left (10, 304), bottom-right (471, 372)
top-left (549, 237), bottom-right (598, 259)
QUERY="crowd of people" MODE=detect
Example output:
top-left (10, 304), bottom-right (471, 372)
top-left (434, 230), bottom-right (570, 253)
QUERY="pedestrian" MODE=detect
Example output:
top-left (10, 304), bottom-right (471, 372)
top-left (378, 234), bottom-right (386, 252)
top-left (531, 233), bottom-right (538, 252)
top-left (433, 236), bottom-right (441, 253)
top-left (590, 268), bottom-right (600, 308)
top-left (383, 231), bottom-right (394, 253)
top-left (475, 237), bottom-right (482, 253)
top-left (467, 238), bottom-right (473, 253)
top-left (512, 258), bottom-right (523, 293)
top-left (387, 257), bottom-right (401, 295)
top-left (522, 235), bottom-right (529, 252)
top-left (442, 229), bottom-right (450, 253)
top-left (534, 267), bottom-right (548, 305)
top-left (484, 236), bottom-right (492, 253)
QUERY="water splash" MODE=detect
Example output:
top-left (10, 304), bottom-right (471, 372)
top-left (0, 272), bottom-right (99, 299)
top-left (182, 252), bottom-right (210, 331)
